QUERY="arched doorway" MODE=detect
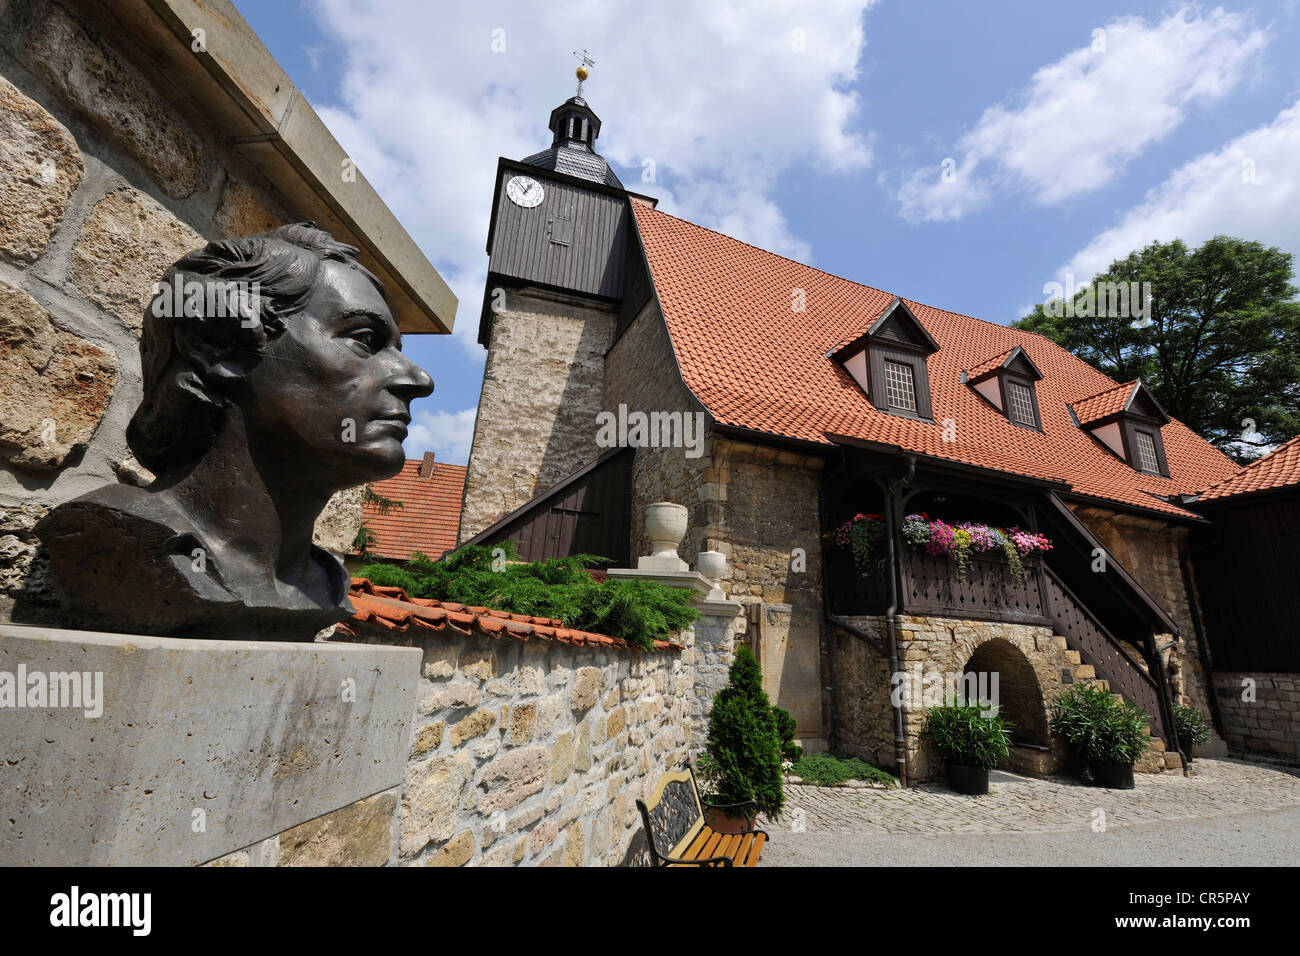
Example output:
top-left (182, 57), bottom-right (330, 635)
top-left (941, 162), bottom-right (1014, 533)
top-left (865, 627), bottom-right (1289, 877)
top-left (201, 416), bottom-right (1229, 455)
top-left (962, 639), bottom-right (1051, 774)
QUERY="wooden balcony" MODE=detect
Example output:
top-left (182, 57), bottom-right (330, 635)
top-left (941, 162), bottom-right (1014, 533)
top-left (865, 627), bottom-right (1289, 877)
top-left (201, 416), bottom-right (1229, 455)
top-left (825, 544), bottom-right (1048, 627)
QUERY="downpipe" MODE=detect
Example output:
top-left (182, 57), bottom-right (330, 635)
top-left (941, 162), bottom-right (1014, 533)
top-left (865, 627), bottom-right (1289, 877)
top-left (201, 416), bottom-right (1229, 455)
top-left (884, 455), bottom-right (917, 786)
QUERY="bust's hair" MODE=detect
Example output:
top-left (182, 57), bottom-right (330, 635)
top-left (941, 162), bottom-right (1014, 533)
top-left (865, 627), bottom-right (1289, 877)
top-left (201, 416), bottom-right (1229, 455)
top-left (127, 222), bottom-right (385, 475)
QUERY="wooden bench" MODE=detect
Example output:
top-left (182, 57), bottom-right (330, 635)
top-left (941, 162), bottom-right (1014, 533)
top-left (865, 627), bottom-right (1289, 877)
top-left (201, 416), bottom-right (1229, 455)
top-left (636, 765), bottom-right (767, 867)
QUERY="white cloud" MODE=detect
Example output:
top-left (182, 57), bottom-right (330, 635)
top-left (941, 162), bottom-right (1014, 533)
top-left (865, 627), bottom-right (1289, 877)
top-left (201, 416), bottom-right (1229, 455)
top-left (308, 0), bottom-right (877, 302)
top-left (405, 407), bottom-right (478, 465)
top-left (1062, 97), bottom-right (1300, 281)
top-left (895, 6), bottom-right (1267, 222)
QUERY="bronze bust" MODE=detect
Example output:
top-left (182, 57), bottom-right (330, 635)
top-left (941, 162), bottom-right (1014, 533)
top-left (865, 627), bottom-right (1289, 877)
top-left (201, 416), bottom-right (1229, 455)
top-left (31, 223), bottom-right (433, 640)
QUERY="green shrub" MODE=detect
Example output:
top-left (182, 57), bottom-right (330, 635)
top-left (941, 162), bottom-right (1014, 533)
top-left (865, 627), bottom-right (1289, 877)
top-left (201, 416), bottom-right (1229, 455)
top-left (1173, 702), bottom-right (1212, 753)
top-left (771, 706), bottom-right (802, 761)
top-left (696, 646), bottom-right (785, 819)
top-left (790, 752), bottom-right (897, 787)
top-left (355, 542), bottom-right (696, 650)
top-left (1050, 684), bottom-right (1150, 764)
top-left (922, 699), bottom-right (1013, 769)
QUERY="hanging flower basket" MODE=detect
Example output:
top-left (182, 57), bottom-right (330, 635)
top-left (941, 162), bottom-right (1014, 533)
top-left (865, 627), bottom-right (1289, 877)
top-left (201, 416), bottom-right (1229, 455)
top-left (828, 512), bottom-right (1053, 585)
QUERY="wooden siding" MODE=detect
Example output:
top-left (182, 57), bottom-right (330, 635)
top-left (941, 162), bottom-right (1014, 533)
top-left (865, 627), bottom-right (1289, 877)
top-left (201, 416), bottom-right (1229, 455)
top-left (1193, 491), bottom-right (1300, 672)
top-left (468, 448), bottom-right (633, 567)
top-left (490, 168), bottom-right (632, 299)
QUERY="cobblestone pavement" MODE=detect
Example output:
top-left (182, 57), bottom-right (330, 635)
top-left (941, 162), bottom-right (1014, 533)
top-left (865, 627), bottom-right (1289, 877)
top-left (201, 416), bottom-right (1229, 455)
top-left (764, 758), bottom-right (1300, 837)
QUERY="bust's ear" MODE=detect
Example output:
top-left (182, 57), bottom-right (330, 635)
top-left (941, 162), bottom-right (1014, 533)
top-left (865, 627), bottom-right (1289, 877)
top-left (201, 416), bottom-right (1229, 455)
top-left (172, 307), bottom-right (275, 400)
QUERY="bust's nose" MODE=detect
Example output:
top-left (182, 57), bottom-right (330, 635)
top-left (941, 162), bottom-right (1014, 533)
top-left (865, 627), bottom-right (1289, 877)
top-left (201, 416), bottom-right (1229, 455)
top-left (387, 351), bottom-right (435, 402)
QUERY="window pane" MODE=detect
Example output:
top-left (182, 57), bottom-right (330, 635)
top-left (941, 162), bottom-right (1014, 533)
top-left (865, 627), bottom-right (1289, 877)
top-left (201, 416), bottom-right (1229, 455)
top-left (884, 361), bottom-right (917, 412)
top-left (1007, 381), bottom-right (1036, 425)
top-left (1134, 430), bottom-right (1160, 473)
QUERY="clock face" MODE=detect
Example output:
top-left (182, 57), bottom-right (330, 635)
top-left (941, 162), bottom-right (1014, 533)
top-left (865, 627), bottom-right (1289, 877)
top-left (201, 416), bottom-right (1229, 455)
top-left (506, 175), bottom-right (544, 208)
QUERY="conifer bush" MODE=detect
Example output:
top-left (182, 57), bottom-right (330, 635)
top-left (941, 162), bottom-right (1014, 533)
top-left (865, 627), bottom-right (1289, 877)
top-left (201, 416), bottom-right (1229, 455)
top-left (697, 645), bottom-right (785, 819)
top-left (356, 543), bottom-right (696, 651)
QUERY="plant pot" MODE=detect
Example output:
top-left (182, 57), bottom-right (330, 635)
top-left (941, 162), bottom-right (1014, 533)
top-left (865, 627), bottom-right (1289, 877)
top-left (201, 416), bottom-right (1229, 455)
top-left (943, 760), bottom-right (989, 795)
top-left (1088, 759), bottom-right (1135, 789)
top-left (705, 807), bottom-right (756, 834)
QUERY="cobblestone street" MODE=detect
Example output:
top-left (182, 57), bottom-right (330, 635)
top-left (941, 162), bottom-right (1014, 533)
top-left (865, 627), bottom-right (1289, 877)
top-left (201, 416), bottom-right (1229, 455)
top-left (760, 758), bottom-right (1300, 865)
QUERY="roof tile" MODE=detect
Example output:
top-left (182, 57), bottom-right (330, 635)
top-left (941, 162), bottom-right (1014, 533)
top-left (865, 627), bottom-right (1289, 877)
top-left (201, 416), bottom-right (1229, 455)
top-left (630, 200), bottom-right (1239, 519)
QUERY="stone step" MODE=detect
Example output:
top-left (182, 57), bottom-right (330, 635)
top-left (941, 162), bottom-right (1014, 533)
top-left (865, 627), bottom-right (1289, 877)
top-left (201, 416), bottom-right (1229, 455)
top-left (1072, 664), bottom-right (1095, 680)
top-left (1064, 649), bottom-right (1081, 665)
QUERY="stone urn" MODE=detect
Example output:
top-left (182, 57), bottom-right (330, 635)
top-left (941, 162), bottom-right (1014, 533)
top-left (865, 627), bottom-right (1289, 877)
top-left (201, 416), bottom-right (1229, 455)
top-left (645, 502), bottom-right (688, 561)
top-left (696, 550), bottom-right (727, 584)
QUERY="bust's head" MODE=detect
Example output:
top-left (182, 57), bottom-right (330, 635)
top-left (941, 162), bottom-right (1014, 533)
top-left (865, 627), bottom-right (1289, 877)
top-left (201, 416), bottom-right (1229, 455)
top-left (129, 223), bottom-right (433, 488)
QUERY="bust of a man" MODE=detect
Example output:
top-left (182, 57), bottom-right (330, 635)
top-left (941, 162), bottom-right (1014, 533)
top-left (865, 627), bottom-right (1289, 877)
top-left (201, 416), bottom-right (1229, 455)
top-left (32, 223), bottom-right (433, 641)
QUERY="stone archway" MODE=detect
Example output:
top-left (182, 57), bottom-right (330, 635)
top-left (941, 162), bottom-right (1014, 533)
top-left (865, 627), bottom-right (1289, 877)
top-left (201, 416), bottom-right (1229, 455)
top-left (962, 638), bottom-right (1051, 773)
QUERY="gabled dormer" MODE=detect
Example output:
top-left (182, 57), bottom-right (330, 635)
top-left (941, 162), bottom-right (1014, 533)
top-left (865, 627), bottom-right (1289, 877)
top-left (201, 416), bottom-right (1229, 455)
top-left (962, 345), bottom-right (1044, 431)
top-left (1070, 379), bottom-right (1172, 477)
top-left (829, 298), bottom-right (939, 420)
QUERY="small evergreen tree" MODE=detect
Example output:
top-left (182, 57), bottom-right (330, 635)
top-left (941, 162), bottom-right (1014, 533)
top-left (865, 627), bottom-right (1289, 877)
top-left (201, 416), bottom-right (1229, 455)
top-left (697, 645), bottom-right (785, 819)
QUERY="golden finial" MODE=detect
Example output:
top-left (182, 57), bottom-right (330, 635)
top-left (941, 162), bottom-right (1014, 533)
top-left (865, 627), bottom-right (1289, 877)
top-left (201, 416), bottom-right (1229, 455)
top-left (573, 49), bottom-right (595, 96)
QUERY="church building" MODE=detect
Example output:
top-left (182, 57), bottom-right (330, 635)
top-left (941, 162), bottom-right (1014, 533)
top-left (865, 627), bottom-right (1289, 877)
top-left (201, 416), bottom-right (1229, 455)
top-left (457, 83), bottom-right (1273, 780)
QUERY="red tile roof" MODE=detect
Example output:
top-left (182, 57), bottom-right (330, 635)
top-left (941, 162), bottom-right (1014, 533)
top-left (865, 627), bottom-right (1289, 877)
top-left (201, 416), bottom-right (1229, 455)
top-left (1198, 435), bottom-right (1300, 502)
top-left (358, 458), bottom-right (466, 560)
top-left (630, 198), bottom-right (1240, 519)
top-left (965, 346), bottom-right (1018, 381)
top-left (336, 578), bottom-right (682, 651)
top-left (1071, 380), bottom-right (1139, 426)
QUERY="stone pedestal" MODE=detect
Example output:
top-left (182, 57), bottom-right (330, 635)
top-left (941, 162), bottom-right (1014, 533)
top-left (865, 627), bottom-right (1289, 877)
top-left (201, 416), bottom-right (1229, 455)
top-left (0, 623), bottom-right (419, 866)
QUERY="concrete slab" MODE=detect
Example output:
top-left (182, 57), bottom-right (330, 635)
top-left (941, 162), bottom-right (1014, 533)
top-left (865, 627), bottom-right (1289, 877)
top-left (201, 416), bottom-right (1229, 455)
top-left (0, 623), bottom-right (419, 865)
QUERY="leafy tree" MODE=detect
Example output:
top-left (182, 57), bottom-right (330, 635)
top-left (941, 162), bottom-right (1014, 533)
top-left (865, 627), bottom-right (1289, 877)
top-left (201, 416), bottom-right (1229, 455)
top-left (1015, 236), bottom-right (1300, 460)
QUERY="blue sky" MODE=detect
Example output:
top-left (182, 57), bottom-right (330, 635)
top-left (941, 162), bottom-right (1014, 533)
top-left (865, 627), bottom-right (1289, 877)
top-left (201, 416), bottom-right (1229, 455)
top-left (235, 0), bottom-right (1300, 465)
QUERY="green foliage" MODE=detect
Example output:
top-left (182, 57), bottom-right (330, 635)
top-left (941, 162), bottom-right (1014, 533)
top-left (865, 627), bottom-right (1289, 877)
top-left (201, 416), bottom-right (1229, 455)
top-left (1050, 684), bottom-right (1151, 765)
top-left (355, 542), bottom-right (696, 651)
top-left (352, 483), bottom-right (404, 561)
top-left (1014, 236), bottom-right (1300, 461)
top-left (696, 646), bottom-right (785, 819)
top-left (772, 707), bottom-right (801, 762)
top-left (1173, 702), bottom-right (1212, 753)
top-left (922, 699), bottom-right (1013, 770)
top-left (791, 752), bottom-right (897, 787)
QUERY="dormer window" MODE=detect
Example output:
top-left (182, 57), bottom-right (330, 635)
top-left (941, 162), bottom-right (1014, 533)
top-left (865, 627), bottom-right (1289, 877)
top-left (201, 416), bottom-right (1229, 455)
top-left (884, 361), bottom-right (917, 412)
top-left (1133, 430), bottom-right (1160, 473)
top-left (828, 298), bottom-right (939, 421)
top-left (963, 345), bottom-right (1043, 431)
top-left (1070, 379), bottom-right (1171, 477)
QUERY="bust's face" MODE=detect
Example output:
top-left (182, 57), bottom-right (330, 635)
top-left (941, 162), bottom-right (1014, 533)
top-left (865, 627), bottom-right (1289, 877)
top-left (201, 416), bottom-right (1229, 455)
top-left (241, 259), bottom-right (433, 488)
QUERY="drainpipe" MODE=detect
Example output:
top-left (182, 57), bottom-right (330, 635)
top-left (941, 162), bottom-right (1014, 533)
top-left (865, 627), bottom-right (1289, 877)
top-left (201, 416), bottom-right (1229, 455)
top-left (884, 455), bottom-right (917, 786)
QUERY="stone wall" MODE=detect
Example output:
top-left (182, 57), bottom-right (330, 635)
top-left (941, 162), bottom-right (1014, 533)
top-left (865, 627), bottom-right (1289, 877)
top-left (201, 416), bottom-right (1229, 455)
top-left (325, 621), bottom-right (704, 866)
top-left (1212, 671), bottom-right (1300, 762)
top-left (459, 288), bottom-right (616, 541)
top-left (0, 0), bottom-right (359, 618)
top-left (828, 613), bottom-right (1183, 781)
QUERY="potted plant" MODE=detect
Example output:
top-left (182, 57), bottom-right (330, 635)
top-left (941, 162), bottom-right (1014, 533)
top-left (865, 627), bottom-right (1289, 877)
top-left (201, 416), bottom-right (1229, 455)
top-left (1050, 684), bottom-right (1149, 789)
top-left (696, 645), bottom-right (784, 831)
top-left (1173, 702), bottom-right (1212, 763)
top-left (922, 698), bottom-right (1013, 795)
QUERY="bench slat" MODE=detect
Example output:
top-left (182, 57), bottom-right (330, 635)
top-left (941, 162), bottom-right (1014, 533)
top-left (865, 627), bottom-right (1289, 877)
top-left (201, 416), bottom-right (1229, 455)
top-left (739, 831), bottom-right (766, 867)
top-left (678, 828), bottom-right (713, 861)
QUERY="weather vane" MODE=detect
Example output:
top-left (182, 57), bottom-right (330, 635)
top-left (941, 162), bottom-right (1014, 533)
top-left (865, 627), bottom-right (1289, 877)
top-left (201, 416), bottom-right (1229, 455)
top-left (572, 49), bottom-right (595, 96)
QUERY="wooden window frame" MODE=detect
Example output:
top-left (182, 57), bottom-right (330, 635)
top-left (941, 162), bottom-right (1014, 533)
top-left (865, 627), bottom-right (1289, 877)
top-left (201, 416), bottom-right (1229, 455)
top-left (1121, 415), bottom-right (1170, 477)
top-left (867, 342), bottom-right (933, 421)
top-left (1000, 374), bottom-right (1042, 431)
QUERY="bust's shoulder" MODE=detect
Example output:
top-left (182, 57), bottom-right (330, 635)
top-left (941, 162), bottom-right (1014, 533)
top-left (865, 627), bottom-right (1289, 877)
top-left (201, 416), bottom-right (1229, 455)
top-left (40, 483), bottom-right (195, 539)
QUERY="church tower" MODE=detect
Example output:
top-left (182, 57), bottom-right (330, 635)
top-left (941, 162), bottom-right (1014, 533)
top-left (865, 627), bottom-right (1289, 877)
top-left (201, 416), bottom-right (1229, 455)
top-left (459, 69), bottom-right (649, 542)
